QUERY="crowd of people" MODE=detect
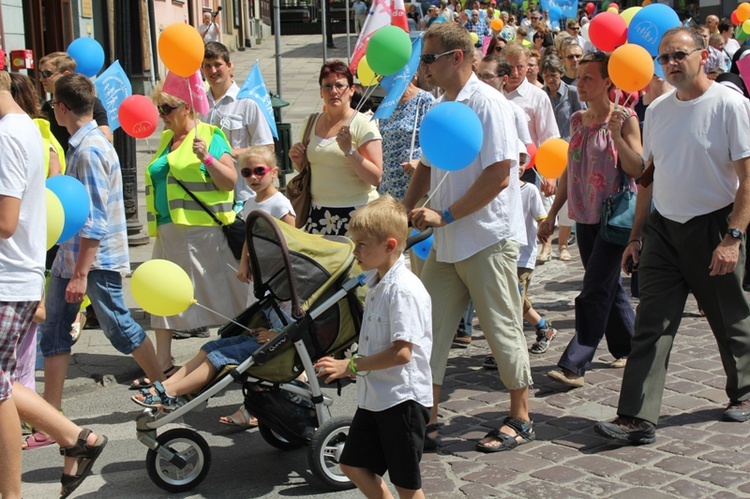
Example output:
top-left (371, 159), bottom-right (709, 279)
top-left (3, 5), bottom-right (750, 498)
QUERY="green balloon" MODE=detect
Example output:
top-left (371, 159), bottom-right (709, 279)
top-left (522, 1), bottom-right (528, 10)
top-left (602, 1), bottom-right (610, 10)
top-left (365, 26), bottom-right (412, 76)
top-left (738, 29), bottom-right (749, 42)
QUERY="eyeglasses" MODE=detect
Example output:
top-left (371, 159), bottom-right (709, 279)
top-left (321, 83), bottom-right (350, 92)
top-left (655, 48), bottom-right (702, 65)
top-left (568, 26), bottom-right (580, 31)
top-left (157, 104), bottom-right (180, 116)
top-left (40, 69), bottom-right (60, 79)
top-left (477, 73), bottom-right (499, 81)
top-left (420, 49), bottom-right (460, 65)
top-left (494, 45), bottom-right (504, 52)
top-left (50, 100), bottom-right (67, 110)
top-left (566, 53), bottom-right (583, 60)
top-left (241, 166), bottom-right (272, 178)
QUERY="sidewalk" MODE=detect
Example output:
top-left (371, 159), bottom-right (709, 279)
top-left (49, 34), bottom-right (750, 497)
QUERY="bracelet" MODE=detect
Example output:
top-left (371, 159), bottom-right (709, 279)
top-left (628, 239), bottom-right (642, 250)
top-left (202, 154), bottom-right (215, 166)
top-left (349, 354), bottom-right (370, 377)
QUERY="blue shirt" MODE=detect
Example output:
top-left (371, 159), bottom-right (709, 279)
top-left (52, 120), bottom-right (130, 277)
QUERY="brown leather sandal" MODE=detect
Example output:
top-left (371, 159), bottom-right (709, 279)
top-left (60, 429), bottom-right (108, 498)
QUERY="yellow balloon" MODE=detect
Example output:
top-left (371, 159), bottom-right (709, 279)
top-left (131, 259), bottom-right (195, 317)
top-left (535, 138), bottom-right (569, 179)
top-left (357, 56), bottom-right (379, 87)
top-left (470, 32), bottom-right (479, 45)
top-left (45, 189), bottom-right (64, 250)
top-left (620, 6), bottom-right (641, 26)
top-left (607, 6), bottom-right (619, 13)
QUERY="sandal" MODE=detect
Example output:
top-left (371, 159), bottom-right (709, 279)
top-left (423, 423), bottom-right (442, 451)
top-left (559, 246), bottom-right (571, 261)
top-left (60, 429), bottom-right (108, 499)
top-left (131, 381), bottom-right (185, 410)
top-left (219, 405), bottom-right (258, 429)
top-left (476, 416), bottom-right (535, 453)
top-left (70, 311), bottom-right (86, 346)
top-left (22, 431), bottom-right (55, 450)
top-left (129, 365), bottom-right (180, 390)
top-left (529, 326), bottom-right (558, 355)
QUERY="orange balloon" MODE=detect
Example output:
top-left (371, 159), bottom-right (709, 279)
top-left (641, 0), bottom-right (651, 5)
top-left (491, 18), bottom-right (504, 31)
top-left (738, 2), bottom-right (750, 23)
top-left (535, 138), bottom-right (569, 179)
top-left (158, 24), bottom-right (204, 77)
top-left (608, 44), bottom-right (654, 93)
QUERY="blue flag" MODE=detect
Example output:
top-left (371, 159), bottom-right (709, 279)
top-left (237, 61), bottom-right (278, 140)
top-left (373, 37), bottom-right (423, 121)
top-left (94, 60), bottom-right (131, 132)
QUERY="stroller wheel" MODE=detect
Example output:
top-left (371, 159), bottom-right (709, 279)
top-left (258, 423), bottom-right (306, 451)
top-left (308, 416), bottom-right (356, 491)
top-left (145, 428), bottom-right (211, 493)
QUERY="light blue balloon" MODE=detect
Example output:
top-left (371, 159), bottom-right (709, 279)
top-left (67, 38), bottom-right (105, 77)
top-left (419, 102), bottom-right (483, 171)
top-left (653, 57), bottom-right (665, 80)
top-left (548, 6), bottom-right (562, 22)
top-left (627, 4), bottom-right (681, 57)
top-left (410, 229), bottom-right (433, 260)
top-left (46, 175), bottom-right (91, 244)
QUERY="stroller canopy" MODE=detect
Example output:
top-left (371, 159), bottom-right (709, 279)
top-left (246, 211), bottom-right (357, 319)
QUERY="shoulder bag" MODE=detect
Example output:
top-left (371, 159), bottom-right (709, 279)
top-left (286, 113), bottom-right (319, 229)
top-left (173, 176), bottom-right (245, 260)
top-left (599, 171), bottom-right (636, 247)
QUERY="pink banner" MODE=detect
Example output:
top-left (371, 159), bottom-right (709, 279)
top-left (162, 70), bottom-right (209, 116)
top-left (481, 35), bottom-right (492, 56)
top-left (737, 55), bottom-right (750, 96)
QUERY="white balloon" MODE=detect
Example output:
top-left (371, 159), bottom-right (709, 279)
top-left (581, 23), bottom-right (591, 43)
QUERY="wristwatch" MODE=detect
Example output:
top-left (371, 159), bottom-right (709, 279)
top-left (441, 208), bottom-right (455, 224)
top-left (727, 228), bottom-right (744, 239)
top-left (344, 147), bottom-right (356, 158)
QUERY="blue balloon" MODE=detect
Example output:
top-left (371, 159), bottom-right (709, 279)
top-left (67, 38), bottom-right (105, 77)
top-left (419, 102), bottom-right (483, 171)
top-left (46, 175), bottom-right (91, 244)
top-left (653, 57), bottom-right (665, 80)
top-left (410, 229), bottom-right (433, 260)
top-left (627, 4), bottom-right (681, 57)
top-left (548, 6), bottom-right (562, 22)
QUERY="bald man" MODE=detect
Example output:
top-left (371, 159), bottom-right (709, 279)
top-left (706, 14), bottom-right (719, 34)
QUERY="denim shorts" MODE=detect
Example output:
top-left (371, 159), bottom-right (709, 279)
top-left (40, 270), bottom-right (147, 357)
top-left (202, 335), bottom-right (261, 370)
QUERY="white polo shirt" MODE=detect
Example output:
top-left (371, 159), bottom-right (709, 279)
top-left (422, 73), bottom-right (526, 263)
top-left (504, 77), bottom-right (560, 146)
top-left (643, 83), bottom-right (750, 224)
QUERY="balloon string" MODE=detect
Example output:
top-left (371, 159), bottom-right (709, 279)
top-left (408, 93), bottom-right (423, 162)
top-left (621, 92), bottom-right (633, 109)
top-left (423, 171), bottom-right (450, 208)
top-left (347, 79), bottom-right (382, 126)
top-left (614, 88), bottom-right (621, 110)
top-left (192, 301), bottom-right (253, 332)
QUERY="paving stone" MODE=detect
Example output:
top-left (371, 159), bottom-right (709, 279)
top-left (551, 432), bottom-right (609, 450)
top-left (654, 456), bottom-right (707, 475)
top-left (566, 455), bottom-right (631, 477)
top-left (459, 482), bottom-right (505, 498)
top-left (532, 423), bottom-right (572, 441)
top-left (663, 379), bottom-right (705, 394)
top-left (511, 478), bottom-right (589, 499)
top-left (657, 425), bottom-right (708, 442)
top-left (662, 394), bottom-right (713, 411)
top-left (523, 442), bottom-right (580, 463)
top-left (618, 468), bottom-right (675, 486)
top-left (737, 481), bottom-right (750, 495)
top-left (462, 466), bottom-right (517, 486)
top-left (529, 465), bottom-right (583, 483)
top-left (609, 487), bottom-right (680, 499)
top-left (477, 450), bottom-right (550, 472)
top-left (699, 449), bottom-right (747, 466)
top-left (421, 478), bottom-right (459, 497)
top-left (598, 444), bottom-right (663, 466)
top-left (660, 479), bottom-right (728, 499)
top-left (448, 460), bottom-right (483, 476)
top-left (690, 466), bottom-right (748, 487)
top-left (657, 438), bottom-right (714, 456)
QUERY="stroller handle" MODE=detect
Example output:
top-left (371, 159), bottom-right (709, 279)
top-left (405, 227), bottom-right (433, 253)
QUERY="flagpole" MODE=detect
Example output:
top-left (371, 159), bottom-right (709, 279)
top-left (322, 0), bottom-right (328, 62)
top-left (346, 0), bottom-right (351, 64)
top-left (275, 0), bottom-right (282, 97)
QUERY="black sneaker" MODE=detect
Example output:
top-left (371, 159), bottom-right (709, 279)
top-left (594, 416), bottom-right (656, 444)
top-left (173, 327), bottom-right (210, 339)
top-left (723, 400), bottom-right (750, 422)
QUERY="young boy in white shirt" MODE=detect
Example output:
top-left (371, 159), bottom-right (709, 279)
top-left (314, 195), bottom-right (432, 499)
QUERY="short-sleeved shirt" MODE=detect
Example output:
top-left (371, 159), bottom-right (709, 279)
top-left (304, 112), bottom-right (381, 208)
top-left (517, 181), bottom-right (546, 269)
top-left (0, 114), bottom-right (45, 301)
top-left (643, 84), bottom-right (750, 224)
top-left (203, 82), bottom-right (275, 201)
top-left (543, 81), bottom-right (585, 141)
top-left (566, 109), bottom-right (637, 224)
top-left (240, 191), bottom-right (295, 220)
top-left (353, 0), bottom-right (368, 15)
top-left (52, 120), bottom-right (130, 278)
top-left (378, 90), bottom-right (435, 201)
top-left (358, 257), bottom-right (433, 412)
top-left (41, 97), bottom-right (109, 153)
top-left (421, 73), bottom-right (526, 263)
top-left (504, 77), bottom-right (560, 146)
top-left (199, 23), bottom-right (220, 43)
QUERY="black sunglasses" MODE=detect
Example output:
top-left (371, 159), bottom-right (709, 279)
top-left (655, 48), bottom-right (701, 65)
top-left (50, 100), bottom-right (67, 110)
top-left (40, 69), bottom-right (59, 79)
top-left (420, 49), bottom-right (461, 65)
top-left (240, 166), bottom-right (272, 178)
top-left (157, 104), bottom-right (180, 116)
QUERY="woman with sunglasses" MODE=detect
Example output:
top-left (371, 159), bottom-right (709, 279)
top-left (138, 83), bottom-right (247, 389)
top-left (538, 52), bottom-right (643, 389)
top-left (289, 60), bottom-right (382, 236)
top-left (486, 35), bottom-right (508, 55)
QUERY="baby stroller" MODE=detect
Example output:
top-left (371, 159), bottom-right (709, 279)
top-left (135, 211), bottom-right (369, 492)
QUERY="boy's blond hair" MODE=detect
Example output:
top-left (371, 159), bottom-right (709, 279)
top-left (238, 146), bottom-right (278, 170)
top-left (349, 195), bottom-right (408, 252)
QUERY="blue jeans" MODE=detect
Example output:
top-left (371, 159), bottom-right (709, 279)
top-left (40, 270), bottom-right (147, 357)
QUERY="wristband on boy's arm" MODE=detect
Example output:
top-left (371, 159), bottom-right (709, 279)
top-left (349, 354), bottom-right (370, 377)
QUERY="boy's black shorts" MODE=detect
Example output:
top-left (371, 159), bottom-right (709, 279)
top-left (339, 400), bottom-right (429, 490)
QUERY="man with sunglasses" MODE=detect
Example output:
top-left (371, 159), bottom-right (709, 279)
top-left (565, 19), bottom-right (584, 47)
top-left (595, 27), bottom-right (750, 444)
top-left (38, 52), bottom-right (111, 152)
top-left (200, 42), bottom-right (274, 207)
top-left (404, 22), bottom-right (534, 454)
top-left (561, 42), bottom-right (584, 85)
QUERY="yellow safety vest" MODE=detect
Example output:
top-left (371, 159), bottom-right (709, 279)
top-left (34, 118), bottom-right (66, 177)
top-left (145, 122), bottom-right (235, 237)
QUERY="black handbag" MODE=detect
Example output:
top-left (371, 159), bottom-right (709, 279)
top-left (599, 173), bottom-right (636, 247)
top-left (173, 177), bottom-right (245, 260)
